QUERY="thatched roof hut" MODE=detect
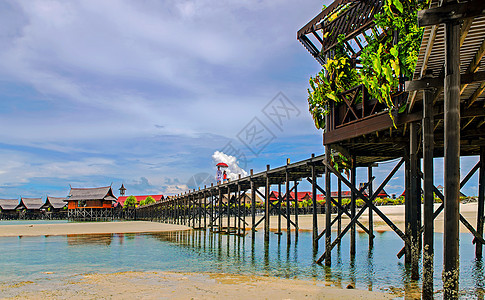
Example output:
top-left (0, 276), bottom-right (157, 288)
top-left (43, 196), bottom-right (68, 210)
top-left (20, 197), bottom-right (44, 210)
top-left (0, 199), bottom-right (20, 211)
top-left (66, 186), bottom-right (117, 209)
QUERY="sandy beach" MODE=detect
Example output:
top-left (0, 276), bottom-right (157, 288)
top-left (251, 202), bottom-right (479, 234)
top-left (0, 271), bottom-right (392, 299)
top-left (0, 221), bottom-right (190, 237)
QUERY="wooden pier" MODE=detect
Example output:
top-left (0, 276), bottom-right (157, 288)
top-left (137, 0), bottom-right (485, 298)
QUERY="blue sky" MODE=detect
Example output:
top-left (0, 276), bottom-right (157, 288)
top-left (0, 1), bottom-right (480, 198)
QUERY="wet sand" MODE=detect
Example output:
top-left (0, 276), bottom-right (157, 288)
top-left (0, 221), bottom-right (190, 237)
top-left (0, 271), bottom-right (392, 299)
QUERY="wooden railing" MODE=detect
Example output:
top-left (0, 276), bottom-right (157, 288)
top-left (324, 84), bottom-right (408, 142)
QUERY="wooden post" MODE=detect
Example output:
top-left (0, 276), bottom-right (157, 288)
top-left (204, 188), bottom-right (207, 229)
top-left (286, 167), bottom-right (291, 242)
top-left (477, 146), bottom-right (485, 258)
top-left (218, 188), bottom-right (223, 232)
top-left (294, 180), bottom-right (299, 237)
top-left (325, 146), bottom-right (332, 266)
top-left (410, 122), bottom-right (420, 280)
top-left (443, 19), bottom-right (461, 299)
top-left (227, 186), bottom-right (231, 234)
top-left (404, 149), bottom-right (411, 265)
top-left (311, 154), bottom-right (318, 251)
top-left (422, 88), bottom-right (435, 299)
top-left (237, 181), bottom-right (241, 236)
top-left (350, 157), bottom-right (356, 257)
top-left (368, 166), bottom-right (374, 249)
top-left (338, 177), bottom-right (342, 240)
top-left (251, 169), bottom-right (256, 232)
top-left (210, 187), bottom-right (214, 230)
top-left (265, 164), bottom-right (270, 241)
top-left (277, 183), bottom-right (282, 234)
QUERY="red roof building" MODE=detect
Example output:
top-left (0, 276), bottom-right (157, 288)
top-left (269, 192), bottom-right (325, 202)
top-left (116, 195), bottom-right (164, 207)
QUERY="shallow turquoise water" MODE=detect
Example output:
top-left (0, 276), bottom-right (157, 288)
top-left (0, 227), bottom-right (483, 298)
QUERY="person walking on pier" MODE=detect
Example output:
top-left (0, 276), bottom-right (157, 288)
top-left (223, 170), bottom-right (228, 183)
top-left (216, 166), bottom-right (222, 184)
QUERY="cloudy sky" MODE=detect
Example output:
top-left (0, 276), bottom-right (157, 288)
top-left (0, 1), bottom-right (480, 198)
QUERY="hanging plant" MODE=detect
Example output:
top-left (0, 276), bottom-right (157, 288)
top-left (307, 0), bottom-right (427, 131)
top-left (308, 35), bottom-right (359, 130)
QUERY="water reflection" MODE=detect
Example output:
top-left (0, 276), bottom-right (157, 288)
top-left (67, 234), bottom-right (113, 246)
top-left (1, 229), bottom-right (483, 298)
top-left (145, 230), bottom-right (483, 298)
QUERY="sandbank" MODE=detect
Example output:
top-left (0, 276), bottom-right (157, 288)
top-left (0, 221), bottom-right (189, 237)
top-left (249, 203), bottom-right (479, 233)
top-left (0, 271), bottom-right (393, 299)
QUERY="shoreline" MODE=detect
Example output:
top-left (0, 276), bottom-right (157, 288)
top-left (0, 221), bottom-right (190, 237)
top-left (0, 270), bottom-right (393, 299)
top-left (0, 203), bottom-right (478, 237)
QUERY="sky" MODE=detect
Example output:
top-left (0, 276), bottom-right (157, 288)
top-left (0, 0), bottom-right (480, 199)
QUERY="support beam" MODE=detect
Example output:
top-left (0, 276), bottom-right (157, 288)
top-left (368, 166), bottom-right (374, 249)
top-left (285, 167), bottom-right (291, 243)
top-left (311, 158), bottom-right (318, 251)
top-left (250, 170), bottom-right (256, 232)
top-left (337, 178), bottom-right (342, 240)
top-left (325, 147), bottom-right (332, 266)
top-left (443, 20), bottom-right (461, 299)
top-left (294, 180), bottom-right (299, 237)
top-left (418, 0), bottom-right (485, 27)
top-left (409, 122), bottom-right (420, 280)
top-left (477, 147), bottom-right (485, 258)
top-left (422, 88), bottom-right (435, 299)
top-left (350, 157), bottom-right (356, 257)
top-left (265, 165), bottom-right (270, 241)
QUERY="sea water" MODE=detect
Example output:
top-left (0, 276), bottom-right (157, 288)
top-left (0, 227), bottom-right (483, 298)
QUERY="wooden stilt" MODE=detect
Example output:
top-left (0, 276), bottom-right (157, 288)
top-left (286, 167), bottom-right (291, 243)
top-left (237, 182), bottom-right (241, 236)
top-left (325, 146), bottom-right (332, 266)
top-left (338, 177), bottom-right (342, 242)
top-left (265, 165), bottom-right (270, 241)
top-left (404, 150), bottom-right (411, 265)
top-left (476, 146), bottom-right (485, 258)
top-left (368, 166), bottom-right (374, 249)
top-left (218, 189), bottom-right (223, 232)
top-left (443, 19), bottom-right (461, 299)
top-left (311, 154), bottom-right (318, 251)
top-left (227, 186), bottom-right (231, 234)
top-left (350, 157), bottom-right (356, 257)
top-left (422, 88), bottom-right (435, 299)
top-left (410, 122), bottom-right (420, 280)
top-left (294, 180), bottom-right (299, 237)
top-left (278, 183), bottom-right (282, 234)
top-left (251, 170), bottom-right (256, 232)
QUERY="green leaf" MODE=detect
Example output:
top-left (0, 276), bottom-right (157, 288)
top-left (390, 46), bottom-right (399, 59)
top-left (398, 103), bottom-right (407, 113)
top-left (393, 0), bottom-right (404, 13)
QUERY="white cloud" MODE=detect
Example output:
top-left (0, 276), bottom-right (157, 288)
top-left (212, 151), bottom-right (248, 180)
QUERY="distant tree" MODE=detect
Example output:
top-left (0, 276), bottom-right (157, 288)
top-left (124, 195), bottom-right (137, 208)
top-left (144, 196), bottom-right (155, 205)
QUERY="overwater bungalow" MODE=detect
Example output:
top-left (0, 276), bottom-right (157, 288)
top-left (19, 197), bottom-right (44, 212)
top-left (0, 198), bottom-right (20, 212)
top-left (42, 196), bottom-right (68, 211)
top-left (66, 186), bottom-right (117, 209)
